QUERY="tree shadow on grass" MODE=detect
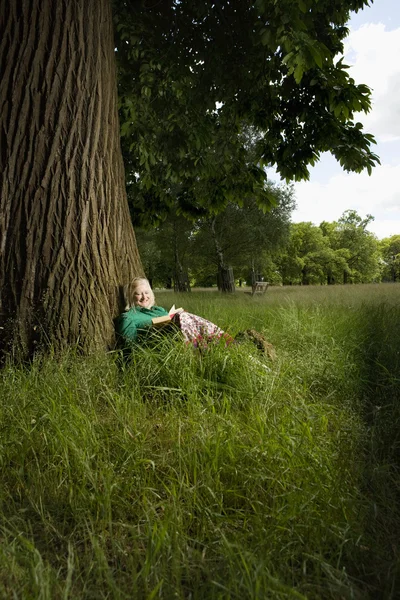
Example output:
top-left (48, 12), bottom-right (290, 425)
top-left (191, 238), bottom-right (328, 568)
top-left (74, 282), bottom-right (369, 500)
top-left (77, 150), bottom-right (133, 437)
top-left (353, 304), bottom-right (400, 598)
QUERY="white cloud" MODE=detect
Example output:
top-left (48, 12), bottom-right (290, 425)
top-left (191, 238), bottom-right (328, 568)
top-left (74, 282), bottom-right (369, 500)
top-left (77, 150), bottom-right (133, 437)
top-left (345, 23), bottom-right (400, 141)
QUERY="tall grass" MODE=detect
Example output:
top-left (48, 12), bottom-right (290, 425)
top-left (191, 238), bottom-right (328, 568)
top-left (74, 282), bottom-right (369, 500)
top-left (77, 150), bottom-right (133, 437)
top-left (0, 284), bottom-right (399, 598)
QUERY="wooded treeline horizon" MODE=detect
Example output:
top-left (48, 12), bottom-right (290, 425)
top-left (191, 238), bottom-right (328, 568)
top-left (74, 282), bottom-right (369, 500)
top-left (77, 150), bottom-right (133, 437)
top-left (134, 199), bottom-right (400, 290)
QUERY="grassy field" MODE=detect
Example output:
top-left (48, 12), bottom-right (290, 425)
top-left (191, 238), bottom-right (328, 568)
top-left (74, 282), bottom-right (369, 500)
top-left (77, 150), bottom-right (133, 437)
top-left (0, 284), bottom-right (399, 599)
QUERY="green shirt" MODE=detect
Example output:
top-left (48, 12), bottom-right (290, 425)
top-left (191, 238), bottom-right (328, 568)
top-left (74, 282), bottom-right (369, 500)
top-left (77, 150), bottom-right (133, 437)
top-left (115, 305), bottom-right (169, 343)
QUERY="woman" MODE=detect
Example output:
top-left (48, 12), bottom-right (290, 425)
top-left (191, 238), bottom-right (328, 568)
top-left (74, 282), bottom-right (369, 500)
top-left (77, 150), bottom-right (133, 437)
top-left (115, 277), bottom-right (234, 348)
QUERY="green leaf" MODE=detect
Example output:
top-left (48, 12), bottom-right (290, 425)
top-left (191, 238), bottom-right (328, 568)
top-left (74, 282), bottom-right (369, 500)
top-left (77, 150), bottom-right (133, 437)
top-left (294, 63), bottom-right (304, 83)
top-left (298, 0), bottom-right (307, 13)
top-left (308, 44), bottom-right (323, 68)
top-left (282, 51), bottom-right (295, 65)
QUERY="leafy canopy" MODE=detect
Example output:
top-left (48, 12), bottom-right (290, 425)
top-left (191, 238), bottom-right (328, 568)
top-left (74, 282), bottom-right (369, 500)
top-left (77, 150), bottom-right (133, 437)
top-left (379, 235), bottom-right (400, 282)
top-left (114, 0), bottom-right (379, 223)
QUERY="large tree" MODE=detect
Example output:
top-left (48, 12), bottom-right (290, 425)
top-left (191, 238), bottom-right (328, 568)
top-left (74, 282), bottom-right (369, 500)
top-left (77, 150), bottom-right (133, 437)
top-left (1, 0), bottom-right (380, 357)
top-left (190, 185), bottom-right (295, 288)
top-left (321, 211), bottom-right (381, 283)
top-left (278, 222), bottom-right (332, 285)
top-left (379, 235), bottom-right (400, 283)
top-left (0, 0), bottom-right (143, 356)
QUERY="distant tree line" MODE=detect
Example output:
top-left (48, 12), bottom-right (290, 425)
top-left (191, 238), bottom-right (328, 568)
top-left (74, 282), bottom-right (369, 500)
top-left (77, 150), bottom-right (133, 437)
top-left (135, 202), bottom-right (400, 290)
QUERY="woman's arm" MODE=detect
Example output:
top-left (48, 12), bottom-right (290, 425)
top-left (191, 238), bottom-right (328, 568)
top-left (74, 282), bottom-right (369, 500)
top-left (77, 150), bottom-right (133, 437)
top-left (115, 306), bottom-right (169, 343)
top-left (115, 310), bottom-right (140, 342)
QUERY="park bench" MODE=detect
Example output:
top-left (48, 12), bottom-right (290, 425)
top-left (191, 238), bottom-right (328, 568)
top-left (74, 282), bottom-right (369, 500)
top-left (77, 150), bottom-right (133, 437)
top-left (251, 281), bottom-right (269, 295)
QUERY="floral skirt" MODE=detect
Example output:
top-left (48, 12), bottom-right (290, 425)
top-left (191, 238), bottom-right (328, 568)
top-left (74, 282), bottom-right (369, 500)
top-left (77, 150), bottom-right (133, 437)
top-left (173, 311), bottom-right (234, 349)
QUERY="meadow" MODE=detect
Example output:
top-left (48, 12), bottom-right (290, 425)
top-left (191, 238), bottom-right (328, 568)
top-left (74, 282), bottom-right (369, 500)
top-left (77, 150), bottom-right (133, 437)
top-left (0, 283), bottom-right (399, 599)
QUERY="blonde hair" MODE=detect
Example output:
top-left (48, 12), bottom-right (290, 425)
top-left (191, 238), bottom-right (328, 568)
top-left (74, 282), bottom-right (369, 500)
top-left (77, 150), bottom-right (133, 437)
top-left (124, 277), bottom-right (155, 310)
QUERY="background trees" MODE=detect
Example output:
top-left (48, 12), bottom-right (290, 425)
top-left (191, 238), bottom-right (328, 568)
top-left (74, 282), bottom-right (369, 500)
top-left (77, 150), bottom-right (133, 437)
top-left (276, 210), bottom-right (382, 286)
top-left (133, 184), bottom-right (295, 289)
top-left (320, 211), bottom-right (381, 283)
top-left (135, 209), bottom-right (194, 291)
top-left (134, 209), bottom-right (388, 288)
top-left (380, 235), bottom-right (400, 282)
top-left (279, 222), bottom-right (332, 285)
top-left (190, 185), bottom-right (295, 288)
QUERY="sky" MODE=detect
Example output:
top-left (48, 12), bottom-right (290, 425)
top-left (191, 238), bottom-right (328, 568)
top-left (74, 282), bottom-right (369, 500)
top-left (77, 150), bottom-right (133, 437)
top-left (268, 0), bottom-right (400, 239)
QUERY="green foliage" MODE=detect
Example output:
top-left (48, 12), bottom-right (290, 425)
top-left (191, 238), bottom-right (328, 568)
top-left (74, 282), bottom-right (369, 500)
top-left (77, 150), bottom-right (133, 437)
top-left (379, 235), bottom-right (400, 282)
top-left (1, 284), bottom-right (399, 597)
top-left (113, 0), bottom-right (379, 224)
top-left (321, 210), bottom-right (381, 283)
top-left (135, 210), bottom-right (194, 289)
top-left (190, 184), bottom-right (295, 285)
top-left (278, 221), bottom-right (332, 285)
top-left (134, 184), bottom-right (295, 288)
top-left (276, 211), bottom-right (381, 285)
top-left (135, 206), bottom-right (389, 288)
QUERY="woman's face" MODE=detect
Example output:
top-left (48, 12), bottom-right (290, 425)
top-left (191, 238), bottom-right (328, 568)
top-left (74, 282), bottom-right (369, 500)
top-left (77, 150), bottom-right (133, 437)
top-left (133, 282), bottom-right (152, 308)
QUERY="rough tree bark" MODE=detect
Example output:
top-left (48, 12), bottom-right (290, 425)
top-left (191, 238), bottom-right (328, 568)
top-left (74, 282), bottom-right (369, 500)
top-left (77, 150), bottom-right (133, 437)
top-left (0, 0), bottom-right (143, 357)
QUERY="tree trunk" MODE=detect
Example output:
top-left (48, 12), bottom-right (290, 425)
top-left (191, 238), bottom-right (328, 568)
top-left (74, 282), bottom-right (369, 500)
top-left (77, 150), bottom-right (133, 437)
top-left (210, 218), bottom-right (235, 293)
top-left (174, 272), bottom-right (191, 293)
top-left (173, 221), bottom-right (190, 292)
top-left (0, 0), bottom-right (143, 357)
top-left (250, 259), bottom-right (256, 285)
top-left (301, 267), bottom-right (309, 285)
top-left (217, 266), bottom-right (235, 293)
